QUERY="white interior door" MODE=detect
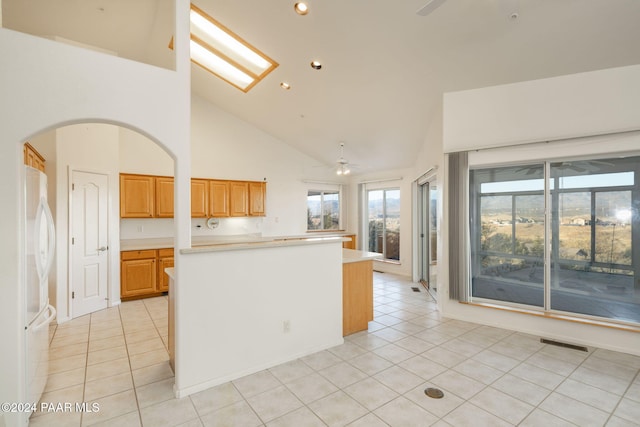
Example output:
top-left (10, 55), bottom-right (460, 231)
top-left (71, 171), bottom-right (109, 317)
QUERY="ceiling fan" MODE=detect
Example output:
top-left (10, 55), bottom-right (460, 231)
top-left (336, 142), bottom-right (351, 175)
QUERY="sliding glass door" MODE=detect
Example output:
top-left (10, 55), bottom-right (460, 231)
top-left (469, 155), bottom-right (640, 325)
top-left (367, 188), bottom-right (400, 261)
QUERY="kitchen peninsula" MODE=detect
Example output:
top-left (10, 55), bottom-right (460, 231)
top-left (170, 234), bottom-right (346, 397)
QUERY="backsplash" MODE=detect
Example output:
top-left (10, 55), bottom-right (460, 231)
top-left (120, 217), bottom-right (265, 239)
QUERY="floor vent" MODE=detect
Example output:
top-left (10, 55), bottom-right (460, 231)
top-left (411, 287), bottom-right (421, 292)
top-left (424, 387), bottom-right (444, 399)
top-left (540, 338), bottom-right (588, 352)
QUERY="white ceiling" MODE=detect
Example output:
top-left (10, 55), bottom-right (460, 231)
top-left (4, 0), bottom-right (640, 174)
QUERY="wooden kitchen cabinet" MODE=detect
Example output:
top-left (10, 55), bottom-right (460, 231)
top-left (191, 179), bottom-right (209, 218)
top-left (342, 234), bottom-right (356, 249)
top-left (120, 173), bottom-right (267, 218)
top-left (157, 248), bottom-right (174, 292)
top-left (342, 259), bottom-right (374, 336)
top-left (208, 180), bottom-right (229, 217)
top-left (155, 176), bottom-right (174, 218)
top-left (248, 181), bottom-right (266, 216)
top-left (121, 250), bottom-right (157, 298)
top-left (120, 174), bottom-right (155, 218)
top-left (229, 181), bottom-right (249, 217)
top-left (24, 142), bottom-right (46, 172)
top-left (121, 248), bottom-right (173, 299)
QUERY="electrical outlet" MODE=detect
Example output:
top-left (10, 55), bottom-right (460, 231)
top-left (283, 320), bottom-right (290, 333)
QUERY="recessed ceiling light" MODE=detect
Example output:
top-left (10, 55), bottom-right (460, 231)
top-left (294, 2), bottom-right (309, 15)
top-left (280, 82), bottom-right (291, 90)
top-left (310, 60), bottom-right (322, 70)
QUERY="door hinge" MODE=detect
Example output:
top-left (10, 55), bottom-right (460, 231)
top-left (72, 237), bottom-right (75, 245)
top-left (72, 291), bottom-right (75, 299)
top-left (72, 183), bottom-right (75, 190)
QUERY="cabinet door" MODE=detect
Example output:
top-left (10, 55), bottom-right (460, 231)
top-left (191, 179), bottom-right (209, 218)
top-left (24, 143), bottom-right (46, 172)
top-left (157, 248), bottom-right (174, 292)
top-left (248, 181), bottom-right (266, 216)
top-left (121, 257), bottom-right (157, 298)
top-left (229, 181), bottom-right (249, 217)
top-left (120, 174), bottom-right (155, 218)
top-left (209, 180), bottom-right (229, 217)
top-left (342, 234), bottom-right (356, 249)
top-left (155, 177), bottom-right (174, 218)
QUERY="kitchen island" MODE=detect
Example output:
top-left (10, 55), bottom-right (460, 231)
top-left (342, 249), bottom-right (382, 336)
top-left (171, 235), bottom-right (346, 397)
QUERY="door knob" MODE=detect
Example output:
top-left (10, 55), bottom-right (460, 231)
top-left (98, 246), bottom-right (107, 252)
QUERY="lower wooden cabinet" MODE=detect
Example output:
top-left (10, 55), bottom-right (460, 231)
top-left (342, 260), bottom-right (374, 336)
top-left (342, 234), bottom-right (356, 249)
top-left (157, 248), bottom-right (174, 293)
top-left (121, 248), bottom-right (173, 299)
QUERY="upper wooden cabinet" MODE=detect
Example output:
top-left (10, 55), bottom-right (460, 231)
top-left (24, 143), bottom-right (45, 172)
top-left (120, 173), bottom-right (266, 218)
top-left (120, 174), bottom-right (155, 218)
top-left (191, 179), bottom-right (209, 218)
top-left (229, 181), bottom-right (249, 217)
top-left (155, 176), bottom-right (175, 218)
top-left (248, 181), bottom-right (266, 216)
top-left (209, 180), bottom-right (229, 217)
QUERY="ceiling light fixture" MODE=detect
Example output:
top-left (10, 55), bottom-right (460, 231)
top-left (310, 60), bottom-right (322, 70)
top-left (294, 2), bottom-right (309, 15)
top-left (280, 82), bottom-right (291, 90)
top-left (187, 4), bottom-right (279, 92)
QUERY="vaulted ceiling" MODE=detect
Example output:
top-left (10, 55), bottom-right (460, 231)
top-left (4, 0), bottom-right (640, 173)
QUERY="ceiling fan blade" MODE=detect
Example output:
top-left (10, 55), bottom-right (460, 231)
top-left (416, 0), bottom-right (447, 16)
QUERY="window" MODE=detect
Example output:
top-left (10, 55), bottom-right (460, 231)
top-left (367, 188), bottom-right (400, 261)
top-left (307, 190), bottom-right (340, 230)
top-left (469, 155), bottom-right (640, 324)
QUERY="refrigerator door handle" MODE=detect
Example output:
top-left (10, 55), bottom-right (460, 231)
top-left (41, 197), bottom-right (56, 278)
top-left (34, 196), bottom-right (56, 281)
top-left (32, 304), bottom-right (57, 332)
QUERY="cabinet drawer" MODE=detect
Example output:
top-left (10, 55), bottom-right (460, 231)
top-left (121, 249), bottom-right (157, 260)
top-left (158, 248), bottom-right (174, 257)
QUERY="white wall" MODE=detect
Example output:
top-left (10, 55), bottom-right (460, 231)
top-left (176, 241), bottom-right (343, 396)
top-left (440, 65), bottom-right (640, 356)
top-left (443, 64), bottom-right (640, 153)
top-left (0, 1), bottom-right (191, 424)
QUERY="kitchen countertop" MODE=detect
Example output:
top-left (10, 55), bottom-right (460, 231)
top-left (342, 248), bottom-right (383, 264)
top-left (181, 235), bottom-right (348, 254)
top-left (120, 232), bottom-right (354, 252)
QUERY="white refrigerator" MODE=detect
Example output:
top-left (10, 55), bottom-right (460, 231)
top-left (24, 165), bottom-right (57, 412)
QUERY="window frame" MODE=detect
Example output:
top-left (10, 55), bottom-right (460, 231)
top-left (365, 187), bottom-right (401, 262)
top-left (306, 189), bottom-right (343, 232)
top-left (468, 153), bottom-right (640, 326)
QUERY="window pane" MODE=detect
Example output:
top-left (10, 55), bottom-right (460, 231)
top-left (307, 190), bottom-right (341, 231)
top-left (385, 189), bottom-right (400, 261)
top-left (558, 192), bottom-right (591, 262)
top-left (368, 190), bottom-right (384, 254)
top-left (550, 157), bottom-right (638, 323)
top-left (481, 196), bottom-right (513, 252)
top-left (470, 165), bottom-right (544, 307)
top-left (307, 193), bottom-right (322, 230)
top-left (322, 191), bottom-right (340, 230)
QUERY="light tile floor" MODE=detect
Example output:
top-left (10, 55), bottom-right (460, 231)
top-left (31, 273), bottom-right (640, 426)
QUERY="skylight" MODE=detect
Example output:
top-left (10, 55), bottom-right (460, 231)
top-left (189, 4), bottom-right (279, 92)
